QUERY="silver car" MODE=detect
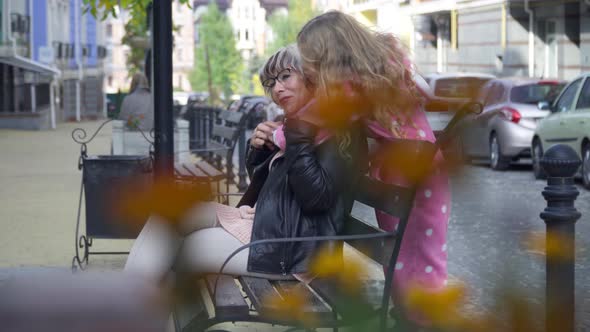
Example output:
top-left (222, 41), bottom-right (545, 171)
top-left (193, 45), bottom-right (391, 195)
top-left (460, 78), bottom-right (565, 170)
top-left (423, 72), bottom-right (495, 133)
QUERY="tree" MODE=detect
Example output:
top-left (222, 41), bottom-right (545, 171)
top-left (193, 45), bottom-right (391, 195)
top-left (189, 2), bottom-right (243, 105)
top-left (266, 0), bottom-right (318, 56)
top-left (83, 0), bottom-right (190, 77)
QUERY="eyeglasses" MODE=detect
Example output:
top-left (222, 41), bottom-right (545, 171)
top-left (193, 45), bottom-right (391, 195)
top-left (262, 68), bottom-right (293, 88)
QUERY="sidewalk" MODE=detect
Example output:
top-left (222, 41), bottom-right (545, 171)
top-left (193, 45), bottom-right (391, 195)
top-left (0, 120), bottom-right (382, 277)
top-left (0, 120), bottom-right (130, 270)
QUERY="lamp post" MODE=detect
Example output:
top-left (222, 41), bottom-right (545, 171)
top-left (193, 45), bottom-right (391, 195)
top-left (151, 0), bottom-right (174, 178)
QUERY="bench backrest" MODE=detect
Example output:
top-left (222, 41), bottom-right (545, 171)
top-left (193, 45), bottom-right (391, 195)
top-left (209, 110), bottom-right (247, 158)
top-left (343, 139), bottom-right (437, 268)
top-left (344, 177), bottom-right (416, 267)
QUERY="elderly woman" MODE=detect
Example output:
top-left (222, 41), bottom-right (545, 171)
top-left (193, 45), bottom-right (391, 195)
top-left (118, 72), bottom-right (153, 131)
top-left (124, 44), bottom-right (367, 280)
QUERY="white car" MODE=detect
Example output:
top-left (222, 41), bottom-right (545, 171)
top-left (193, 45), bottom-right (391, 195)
top-left (423, 72), bottom-right (495, 133)
top-left (532, 72), bottom-right (590, 188)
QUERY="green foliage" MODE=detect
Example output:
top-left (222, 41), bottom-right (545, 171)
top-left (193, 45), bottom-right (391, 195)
top-left (83, 0), bottom-right (191, 75)
top-left (266, 0), bottom-right (318, 56)
top-left (189, 2), bottom-right (243, 105)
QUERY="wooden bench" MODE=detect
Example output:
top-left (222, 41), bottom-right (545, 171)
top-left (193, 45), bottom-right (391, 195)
top-left (172, 140), bottom-right (437, 332)
top-left (181, 109), bottom-right (249, 195)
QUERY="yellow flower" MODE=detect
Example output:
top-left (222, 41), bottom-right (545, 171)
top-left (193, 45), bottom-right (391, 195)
top-left (523, 231), bottom-right (575, 261)
top-left (261, 284), bottom-right (317, 327)
top-left (113, 176), bottom-right (213, 227)
top-left (308, 246), bottom-right (364, 295)
top-left (406, 283), bottom-right (466, 327)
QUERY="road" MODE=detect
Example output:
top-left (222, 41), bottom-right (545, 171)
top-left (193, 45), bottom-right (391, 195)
top-left (354, 161), bottom-right (590, 329)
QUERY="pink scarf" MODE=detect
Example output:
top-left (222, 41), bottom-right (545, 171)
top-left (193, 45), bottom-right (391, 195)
top-left (271, 99), bottom-right (333, 150)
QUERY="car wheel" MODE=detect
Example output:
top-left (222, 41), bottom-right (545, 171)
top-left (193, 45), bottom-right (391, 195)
top-left (532, 139), bottom-right (546, 180)
top-left (489, 134), bottom-right (509, 170)
top-left (582, 144), bottom-right (590, 190)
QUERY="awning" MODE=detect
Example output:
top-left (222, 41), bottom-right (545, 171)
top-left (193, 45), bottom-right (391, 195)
top-left (0, 55), bottom-right (60, 75)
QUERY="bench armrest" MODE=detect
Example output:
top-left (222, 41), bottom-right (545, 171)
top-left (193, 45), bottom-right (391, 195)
top-left (210, 232), bottom-right (397, 295)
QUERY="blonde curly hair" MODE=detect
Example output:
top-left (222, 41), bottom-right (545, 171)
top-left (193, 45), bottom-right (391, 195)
top-left (297, 11), bottom-right (422, 136)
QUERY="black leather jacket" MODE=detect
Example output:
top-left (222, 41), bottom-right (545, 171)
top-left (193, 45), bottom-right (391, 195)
top-left (238, 119), bottom-right (367, 275)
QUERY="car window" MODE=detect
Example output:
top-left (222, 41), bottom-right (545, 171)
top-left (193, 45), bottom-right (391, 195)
top-left (510, 83), bottom-right (566, 104)
top-left (555, 78), bottom-right (582, 112)
top-left (576, 78), bottom-right (590, 110)
top-left (433, 77), bottom-right (491, 99)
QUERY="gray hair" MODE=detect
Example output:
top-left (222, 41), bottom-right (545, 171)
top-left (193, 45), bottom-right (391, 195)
top-left (130, 72), bottom-right (149, 93)
top-left (259, 44), bottom-right (304, 95)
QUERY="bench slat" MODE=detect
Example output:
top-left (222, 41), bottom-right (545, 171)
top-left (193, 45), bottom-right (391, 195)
top-left (218, 110), bottom-right (244, 124)
top-left (181, 163), bottom-right (208, 178)
top-left (343, 216), bottom-right (395, 266)
top-left (205, 275), bottom-right (249, 319)
top-left (238, 277), bottom-right (281, 314)
top-left (203, 140), bottom-right (230, 158)
top-left (355, 177), bottom-right (414, 219)
top-left (212, 125), bottom-right (239, 142)
top-left (272, 280), bottom-right (333, 319)
top-left (195, 160), bottom-right (225, 180)
top-left (174, 165), bottom-right (193, 178)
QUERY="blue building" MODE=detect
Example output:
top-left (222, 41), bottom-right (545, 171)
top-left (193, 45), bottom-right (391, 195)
top-left (0, 0), bottom-right (107, 130)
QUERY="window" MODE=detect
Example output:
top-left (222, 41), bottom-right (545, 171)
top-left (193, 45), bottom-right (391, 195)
top-left (576, 78), bottom-right (590, 110)
top-left (510, 83), bottom-right (566, 105)
top-left (107, 76), bottom-right (113, 87)
top-left (106, 24), bottom-right (113, 38)
top-left (555, 78), bottom-right (582, 112)
top-left (434, 77), bottom-right (490, 99)
top-left (245, 29), bottom-right (249, 41)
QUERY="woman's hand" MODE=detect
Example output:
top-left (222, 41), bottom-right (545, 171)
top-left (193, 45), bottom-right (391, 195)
top-left (251, 121), bottom-right (281, 150)
top-left (238, 205), bottom-right (255, 220)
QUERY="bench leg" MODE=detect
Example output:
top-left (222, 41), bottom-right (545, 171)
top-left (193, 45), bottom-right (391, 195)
top-left (332, 310), bottom-right (338, 332)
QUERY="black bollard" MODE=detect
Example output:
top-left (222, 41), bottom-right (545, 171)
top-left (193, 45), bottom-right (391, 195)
top-left (539, 144), bottom-right (581, 332)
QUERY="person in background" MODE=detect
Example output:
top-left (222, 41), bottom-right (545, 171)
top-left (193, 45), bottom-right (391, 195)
top-left (118, 72), bottom-right (153, 131)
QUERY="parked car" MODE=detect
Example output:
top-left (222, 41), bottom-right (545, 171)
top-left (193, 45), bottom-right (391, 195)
top-left (532, 73), bottom-right (590, 187)
top-left (228, 95), bottom-right (272, 129)
top-left (423, 72), bottom-right (495, 133)
top-left (459, 77), bottom-right (565, 170)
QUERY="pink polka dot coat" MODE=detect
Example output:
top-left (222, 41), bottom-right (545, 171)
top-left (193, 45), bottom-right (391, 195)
top-left (367, 96), bottom-right (451, 304)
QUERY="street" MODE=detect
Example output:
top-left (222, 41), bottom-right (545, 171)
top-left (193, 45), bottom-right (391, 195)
top-left (354, 161), bottom-right (590, 329)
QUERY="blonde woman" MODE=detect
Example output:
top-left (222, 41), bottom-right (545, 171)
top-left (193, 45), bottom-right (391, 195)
top-left (297, 11), bottom-right (452, 324)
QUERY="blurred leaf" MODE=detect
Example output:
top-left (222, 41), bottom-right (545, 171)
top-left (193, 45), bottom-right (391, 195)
top-left (523, 231), bottom-right (575, 261)
top-left (261, 284), bottom-right (318, 327)
top-left (115, 176), bottom-right (213, 227)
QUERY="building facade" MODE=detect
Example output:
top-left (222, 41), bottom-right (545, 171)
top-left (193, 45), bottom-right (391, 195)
top-left (193, 0), bottom-right (287, 62)
top-left (104, 1), bottom-right (194, 95)
top-left (0, 0), bottom-right (108, 129)
top-left (404, 0), bottom-right (590, 80)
